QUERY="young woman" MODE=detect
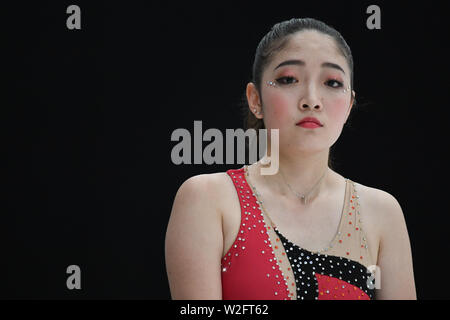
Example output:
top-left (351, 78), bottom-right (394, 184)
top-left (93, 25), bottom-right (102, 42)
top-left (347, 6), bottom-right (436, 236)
top-left (165, 18), bottom-right (416, 300)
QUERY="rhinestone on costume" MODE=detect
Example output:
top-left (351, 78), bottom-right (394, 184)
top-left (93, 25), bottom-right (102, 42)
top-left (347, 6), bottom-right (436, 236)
top-left (223, 169), bottom-right (376, 300)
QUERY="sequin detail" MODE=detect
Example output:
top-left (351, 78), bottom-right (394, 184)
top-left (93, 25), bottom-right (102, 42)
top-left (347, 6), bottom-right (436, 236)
top-left (221, 167), bottom-right (375, 300)
top-left (221, 169), bottom-right (292, 300)
top-left (275, 228), bottom-right (375, 300)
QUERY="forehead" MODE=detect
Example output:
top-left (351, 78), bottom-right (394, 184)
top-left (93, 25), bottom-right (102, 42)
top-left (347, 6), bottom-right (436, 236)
top-left (270, 30), bottom-right (348, 71)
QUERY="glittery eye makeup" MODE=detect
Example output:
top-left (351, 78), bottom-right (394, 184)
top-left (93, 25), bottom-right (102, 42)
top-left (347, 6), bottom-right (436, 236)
top-left (275, 76), bottom-right (298, 85)
top-left (326, 79), bottom-right (344, 89)
top-left (266, 76), bottom-right (348, 91)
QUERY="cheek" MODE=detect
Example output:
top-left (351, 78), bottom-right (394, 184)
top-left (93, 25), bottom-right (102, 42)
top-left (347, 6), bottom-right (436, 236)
top-left (262, 92), bottom-right (293, 127)
top-left (326, 96), bottom-right (349, 124)
top-left (262, 91), bottom-right (351, 128)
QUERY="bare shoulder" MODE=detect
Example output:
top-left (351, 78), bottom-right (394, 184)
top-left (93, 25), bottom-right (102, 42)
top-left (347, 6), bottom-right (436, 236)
top-left (174, 171), bottom-right (233, 205)
top-left (165, 171), bottom-right (235, 299)
top-left (353, 180), bottom-right (404, 221)
top-left (350, 180), bottom-right (406, 264)
top-left (176, 171), bottom-right (228, 196)
top-left (170, 171), bottom-right (237, 222)
top-left (352, 181), bottom-right (416, 299)
top-left (352, 180), bottom-right (406, 232)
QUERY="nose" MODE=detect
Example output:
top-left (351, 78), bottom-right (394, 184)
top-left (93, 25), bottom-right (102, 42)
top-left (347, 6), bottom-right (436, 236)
top-left (300, 102), bottom-right (321, 110)
top-left (298, 85), bottom-right (322, 111)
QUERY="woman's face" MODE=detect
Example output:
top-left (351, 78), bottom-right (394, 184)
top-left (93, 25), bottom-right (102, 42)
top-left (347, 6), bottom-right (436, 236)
top-left (259, 30), bottom-right (355, 156)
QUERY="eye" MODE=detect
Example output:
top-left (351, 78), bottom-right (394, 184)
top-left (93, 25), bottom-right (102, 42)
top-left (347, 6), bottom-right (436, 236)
top-left (275, 76), bottom-right (298, 85)
top-left (326, 79), bottom-right (343, 88)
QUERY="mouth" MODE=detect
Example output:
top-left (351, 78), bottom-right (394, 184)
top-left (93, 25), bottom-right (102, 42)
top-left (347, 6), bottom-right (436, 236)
top-left (296, 117), bottom-right (323, 129)
top-left (297, 121), bottom-right (322, 129)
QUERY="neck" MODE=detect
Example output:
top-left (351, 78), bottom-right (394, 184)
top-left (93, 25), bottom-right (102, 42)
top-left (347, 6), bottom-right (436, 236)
top-left (257, 148), bottom-right (331, 204)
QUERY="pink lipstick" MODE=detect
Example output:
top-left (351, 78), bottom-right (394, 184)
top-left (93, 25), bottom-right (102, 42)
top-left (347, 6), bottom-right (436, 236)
top-left (296, 117), bottom-right (323, 129)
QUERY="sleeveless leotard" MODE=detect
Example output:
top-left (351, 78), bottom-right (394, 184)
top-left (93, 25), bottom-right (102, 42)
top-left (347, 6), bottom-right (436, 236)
top-left (221, 166), bottom-right (376, 300)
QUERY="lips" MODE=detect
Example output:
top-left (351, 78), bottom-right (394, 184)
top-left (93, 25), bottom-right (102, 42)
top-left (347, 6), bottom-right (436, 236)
top-left (298, 122), bottom-right (321, 128)
top-left (296, 117), bottom-right (323, 127)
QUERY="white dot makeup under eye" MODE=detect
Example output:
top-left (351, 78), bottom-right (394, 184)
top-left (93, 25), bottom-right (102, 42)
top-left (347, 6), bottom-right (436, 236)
top-left (266, 79), bottom-right (350, 94)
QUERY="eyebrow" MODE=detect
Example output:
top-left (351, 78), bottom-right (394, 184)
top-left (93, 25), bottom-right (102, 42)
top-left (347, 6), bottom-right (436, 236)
top-left (274, 59), bottom-right (346, 75)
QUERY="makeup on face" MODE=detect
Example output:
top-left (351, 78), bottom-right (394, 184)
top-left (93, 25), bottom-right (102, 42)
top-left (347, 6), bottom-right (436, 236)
top-left (267, 57), bottom-right (350, 92)
top-left (265, 72), bottom-right (350, 94)
top-left (296, 116), bottom-right (323, 129)
top-left (262, 58), bottom-right (352, 131)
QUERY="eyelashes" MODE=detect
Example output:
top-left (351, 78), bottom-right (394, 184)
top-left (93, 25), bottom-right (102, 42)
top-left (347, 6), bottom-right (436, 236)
top-left (275, 76), bottom-right (298, 85)
top-left (326, 79), bottom-right (344, 88)
top-left (274, 76), bottom-right (344, 89)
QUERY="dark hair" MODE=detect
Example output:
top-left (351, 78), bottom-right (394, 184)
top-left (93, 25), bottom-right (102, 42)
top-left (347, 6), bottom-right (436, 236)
top-left (241, 18), bottom-right (356, 169)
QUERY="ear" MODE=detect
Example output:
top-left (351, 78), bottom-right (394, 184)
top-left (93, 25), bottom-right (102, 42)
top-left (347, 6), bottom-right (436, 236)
top-left (246, 82), bottom-right (264, 119)
top-left (344, 90), bottom-right (356, 123)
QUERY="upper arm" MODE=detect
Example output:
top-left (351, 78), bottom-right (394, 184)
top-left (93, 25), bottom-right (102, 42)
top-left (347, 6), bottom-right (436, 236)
top-left (165, 174), bottom-right (224, 299)
top-left (375, 190), bottom-right (417, 300)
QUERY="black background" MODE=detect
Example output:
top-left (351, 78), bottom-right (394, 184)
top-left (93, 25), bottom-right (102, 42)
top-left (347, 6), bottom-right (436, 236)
top-left (4, 1), bottom-right (450, 299)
